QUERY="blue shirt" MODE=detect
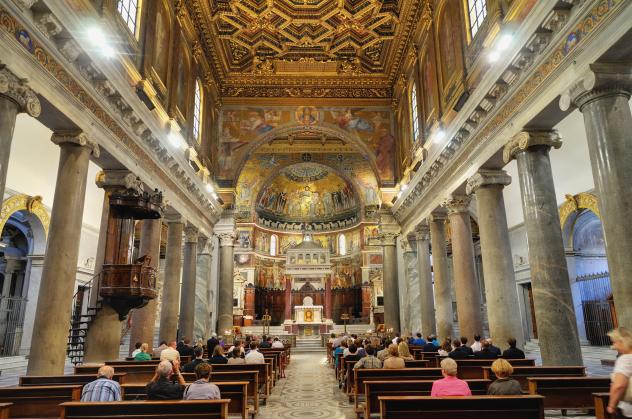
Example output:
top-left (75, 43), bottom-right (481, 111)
top-left (412, 338), bottom-right (427, 346)
top-left (81, 378), bottom-right (121, 402)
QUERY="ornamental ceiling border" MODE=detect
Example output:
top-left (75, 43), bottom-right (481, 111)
top-left (0, 5), bottom-right (217, 225)
top-left (185, 0), bottom-right (422, 98)
top-left (394, 0), bottom-right (626, 225)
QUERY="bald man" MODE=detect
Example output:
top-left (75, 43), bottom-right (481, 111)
top-left (80, 365), bottom-right (121, 402)
top-left (160, 340), bottom-right (181, 362)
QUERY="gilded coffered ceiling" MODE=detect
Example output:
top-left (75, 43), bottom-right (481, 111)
top-left (187, 0), bottom-right (422, 98)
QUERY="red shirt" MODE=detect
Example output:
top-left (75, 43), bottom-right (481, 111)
top-left (430, 376), bottom-right (472, 397)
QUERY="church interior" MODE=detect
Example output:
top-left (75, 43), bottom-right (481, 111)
top-left (0, 0), bottom-right (632, 417)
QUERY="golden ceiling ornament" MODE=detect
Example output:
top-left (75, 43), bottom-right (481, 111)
top-left (251, 57), bottom-right (276, 75)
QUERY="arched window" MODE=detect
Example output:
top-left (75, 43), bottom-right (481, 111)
top-left (270, 234), bottom-right (277, 256)
top-left (338, 234), bottom-right (347, 256)
top-left (192, 79), bottom-right (203, 143)
top-left (410, 83), bottom-right (420, 143)
top-left (117, 0), bottom-right (141, 37)
top-left (467, 0), bottom-right (487, 38)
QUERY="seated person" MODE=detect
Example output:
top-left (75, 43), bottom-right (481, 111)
top-left (448, 339), bottom-right (470, 359)
top-left (398, 341), bottom-right (414, 361)
top-left (183, 363), bottom-right (221, 400)
top-left (353, 345), bottom-right (382, 369)
top-left (271, 337), bottom-right (284, 349)
top-left (383, 344), bottom-right (405, 369)
top-left (131, 342), bottom-right (142, 358)
top-left (245, 341), bottom-right (265, 364)
top-left (209, 345), bottom-right (228, 364)
top-left (471, 335), bottom-right (483, 353)
top-left (487, 358), bottom-right (522, 395)
top-left (422, 335), bottom-right (438, 352)
top-left (183, 346), bottom-right (207, 372)
top-left (153, 340), bottom-right (168, 358)
top-left (259, 335), bottom-right (271, 349)
top-left (178, 338), bottom-right (195, 358)
top-left (431, 358), bottom-right (472, 396)
top-left (376, 339), bottom-right (390, 361)
top-left (474, 340), bottom-right (499, 359)
top-left (460, 337), bottom-right (474, 355)
top-left (134, 343), bottom-right (152, 361)
top-left (502, 337), bottom-right (526, 359)
top-left (146, 360), bottom-right (186, 400)
top-left (227, 340), bottom-right (245, 357)
top-left (80, 365), bottom-right (121, 402)
top-left (412, 333), bottom-right (427, 346)
top-left (344, 344), bottom-right (363, 362)
top-left (159, 341), bottom-right (180, 362)
top-left (487, 338), bottom-right (502, 356)
top-left (227, 346), bottom-right (246, 364)
top-left (437, 339), bottom-right (452, 357)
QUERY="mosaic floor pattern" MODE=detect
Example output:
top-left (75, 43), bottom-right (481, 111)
top-left (258, 353), bottom-right (355, 419)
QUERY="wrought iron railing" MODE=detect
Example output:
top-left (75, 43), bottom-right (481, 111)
top-left (576, 272), bottom-right (614, 346)
top-left (67, 272), bottom-right (101, 365)
top-left (0, 296), bottom-right (28, 357)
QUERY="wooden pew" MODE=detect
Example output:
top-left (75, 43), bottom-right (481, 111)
top-left (482, 366), bottom-right (586, 390)
top-left (121, 356), bottom-right (192, 363)
top-left (75, 364), bottom-right (156, 384)
top-left (60, 399), bottom-right (230, 418)
top-left (121, 381), bottom-right (250, 419)
top-left (593, 392), bottom-right (614, 419)
top-left (362, 379), bottom-right (490, 419)
top-left (353, 368), bottom-right (443, 410)
top-left (0, 404), bottom-right (10, 419)
top-left (19, 373), bottom-right (128, 386)
top-left (0, 385), bottom-right (81, 418)
top-left (182, 372), bottom-right (260, 414)
top-left (210, 364), bottom-right (271, 397)
top-left (378, 395), bottom-right (545, 419)
top-left (527, 377), bottom-right (610, 412)
top-left (455, 358), bottom-right (535, 379)
top-left (404, 359), bottom-right (431, 368)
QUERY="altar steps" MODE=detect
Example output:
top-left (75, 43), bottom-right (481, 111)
top-left (294, 337), bottom-right (324, 353)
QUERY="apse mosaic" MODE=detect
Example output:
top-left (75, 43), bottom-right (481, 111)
top-left (219, 106), bottom-right (395, 181)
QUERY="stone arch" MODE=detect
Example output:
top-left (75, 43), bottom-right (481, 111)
top-left (559, 192), bottom-right (601, 229)
top-left (233, 123), bottom-right (382, 184)
top-left (0, 194), bottom-right (49, 253)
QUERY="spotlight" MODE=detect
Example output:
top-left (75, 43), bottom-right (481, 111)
top-left (497, 33), bottom-right (514, 51)
top-left (86, 25), bottom-right (116, 58)
top-left (168, 132), bottom-right (185, 149)
top-left (205, 183), bottom-right (214, 193)
top-left (488, 50), bottom-right (500, 63)
top-left (102, 45), bottom-right (116, 58)
top-left (401, 183), bottom-right (408, 191)
top-left (433, 129), bottom-right (446, 143)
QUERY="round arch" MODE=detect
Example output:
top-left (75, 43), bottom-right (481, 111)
top-left (559, 192), bottom-right (601, 229)
top-left (0, 194), bottom-right (50, 239)
top-left (232, 122), bottom-right (383, 185)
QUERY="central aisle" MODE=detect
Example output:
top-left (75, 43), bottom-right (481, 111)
top-left (258, 352), bottom-right (355, 418)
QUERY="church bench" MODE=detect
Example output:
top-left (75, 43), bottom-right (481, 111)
top-left (59, 399), bottom-right (230, 418)
top-left (75, 365), bottom-right (156, 384)
top-left (526, 377), bottom-right (610, 412)
top-left (0, 385), bottom-right (82, 418)
top-left (411, 349), bottom-right (438, 361)
top-left (19, 373), bottom-right (128, 386)
top-left (482, 366), bottom-right (586, 390)
top-left (353, 368), bottom-right (444, 409)
top-left (343, 360), bottom-right (360, 394)
top-left (359, 379), bottom-right (491, 418)
top-left (0, 404), bottom-right (11, 419)
top-left (404, 359), bottom-right (431, 368)
top-left (378, 395), bottom-right (545, 419)
top-left (454, 358), bottom-right (536, 379)
top-left (182, 371), bottom-right (260, 414)
top-left (263, 356), bottom-right (278, 383)
top-left (122, 356), bottom-right (192, 363)
top-left (593, 392), bottom-right (614, 419)
top-left (121, 381), bottom-right (250, 419)
top-left (210, 364), bottom-right (271, 398)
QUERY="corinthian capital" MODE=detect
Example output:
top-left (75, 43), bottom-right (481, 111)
top-left (51, 131), bottom-right (100, 157)
top-left (560, 62), bottom-right (632, 111)
top-left (217, 232), bottom-right (236, 247)
top-left (466, 170), bottom-right (511, 195)
top-left (415, 222), bottom-right (430, 241)
top-left (95, 170), bottom-right (143, 195)
top-left (443, 194), bottom-right (471, 214)
top-left (503, 130), bottom-right (561, 164)
top-left (184, 226), bottom-right (199, 243)
top-left (0, 65), bottom-right (41, 117)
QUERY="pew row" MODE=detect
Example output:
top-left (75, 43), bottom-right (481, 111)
top-left (527, 377), bottom-right (610, 412)
top-left (19, 373), bottom-right (128, 386)
top-left (455, 358), bottom-right (535, 379)
top-left (0, 385), bottom-right (81, 418)
top-left (60, 399), bottom-right (230, 418)
top-left (482, 366), bottom-right (586, 390)
top-left (593, 392), bottom-right (614, 419)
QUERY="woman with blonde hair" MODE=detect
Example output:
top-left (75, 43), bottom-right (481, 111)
top-left (398, 341), bottom-right (414, 361)
top-left (431, 357), bottom-right (472, 396)
top-left (383, 344), bottom-right (405, 369)
top-left (607, 327), bottom-right (632, 417)
top-left (487, 359), bottom-right (521, 395)
top-left (134, 343), bottom-right (152, 361)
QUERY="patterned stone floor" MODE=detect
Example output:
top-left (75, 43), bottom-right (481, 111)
top-left (258, 353), bottom-right (355, 419)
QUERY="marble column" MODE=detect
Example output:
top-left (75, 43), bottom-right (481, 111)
top-left (561, 63), bottom-right (632, 329)
top-left (284, 276), bottom-right (292, 321)
top-left (216, 232), bottom-right (236, 335)
top-left (325, 274), bottom-right (332, 320)
top-left (0, 66), bottom-right (41, 201)
top-left (158, 217), bottom-right (183, 343)
top-left (83, 170), bottom-right (143, 363)
top-left (128, 218), bottom-right (162, 354)
top-left (177, 226), bottom-right (198, 341)
top-left (429, 213), bottom-right (454, 340)
top-left (504, 130), bottom-right (582, 365)
top-left (415, 223), bottom-right (437, 337)
top-left (467, 170), bottom-right (524, 350)
top-left (444, 196), bottom-right (483, 342)
top-left (195, 236), bottom-right (213, 339)
top-left (27, 132), bottom-right (99, 375)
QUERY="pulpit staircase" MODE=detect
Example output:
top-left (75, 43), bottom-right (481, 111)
top-left (66, 273), bottom-right (102, 365)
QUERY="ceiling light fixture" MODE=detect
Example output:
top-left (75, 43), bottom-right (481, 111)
top-left (86, 25), bottom-right (116, 58)
top-left (433, 129), bottom-right (446, 143)
top-left (205, 183), bottom-right (214, 193)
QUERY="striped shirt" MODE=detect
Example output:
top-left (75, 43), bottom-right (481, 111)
top-left (353, 356), bottom-right (382, 369)
top-left (81, 378), bottom-right (122, 402)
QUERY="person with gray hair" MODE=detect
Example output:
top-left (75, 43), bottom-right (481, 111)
top-left (80, 365), bottom-right (121, 402)
top-left (146, 359), bottom-right (186, 400)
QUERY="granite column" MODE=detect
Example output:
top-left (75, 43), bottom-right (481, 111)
top-left (429, 213), bottom-right (454, 340)
top-left (216, 232), bottom-right (236, 334)
top-left (444, 196), bottom-right (483, 342)
top-left (27, 132), bottom-right (99, 375)
top-left (158, 217), bottom-right (183, 343)
top-left (504, 130), bottom-right (582, 365)
top-left (196, 236), bottom-right (213, 339)
top-left (561, 63), bottom-right (632, 329)
top-left (467, 170), bottom-right (524, 350)
top-left (177, 226), bottom-right (198, 341)
top-left (415, 223), bottom-right (436, 337)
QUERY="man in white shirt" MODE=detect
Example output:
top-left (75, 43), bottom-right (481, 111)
top-left (245, 342), bottom-right (265, 364)
top-left (131, 342), bottom-right (142, 358)
top-left (159, 340), bottom-right (181, 362)
top-left (471, 335), bottom-right (483, 352)
top-left (271, 337), bottom-right (284, 349)
top-left (391, 333), bottom-right (401, 345)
